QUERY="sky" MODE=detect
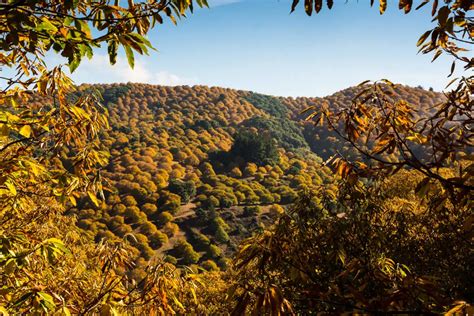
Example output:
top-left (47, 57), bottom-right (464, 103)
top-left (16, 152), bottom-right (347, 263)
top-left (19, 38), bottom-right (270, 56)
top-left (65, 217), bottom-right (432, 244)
top-left (62, 0), bottom-right (454, 97)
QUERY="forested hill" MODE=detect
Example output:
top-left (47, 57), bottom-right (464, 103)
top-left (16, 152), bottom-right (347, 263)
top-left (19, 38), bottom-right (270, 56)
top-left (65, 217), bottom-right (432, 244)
top-left (69, 83), bottom-right (444, 272)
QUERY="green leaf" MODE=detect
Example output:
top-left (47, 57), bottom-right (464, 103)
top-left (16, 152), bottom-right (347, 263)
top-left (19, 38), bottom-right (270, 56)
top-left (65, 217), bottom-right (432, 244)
top-left (79, 44), bottom-right (93, 59)
top-left (124, 45), bottom-right (135, 69)
top-left (68, 55), bottom-right (81, 73)
top-left (64, 17), bottom-right (74, 26)
top-left (129, 33), bottom-right (152, 48)
top-left (37, 18), bottom-right (58, 33)
top-left (108, 40), bottom-right (118, 65)
top-left (78, 20), bottom-right (91, 38)
top-left (37, 292), bottom-right (56, 311)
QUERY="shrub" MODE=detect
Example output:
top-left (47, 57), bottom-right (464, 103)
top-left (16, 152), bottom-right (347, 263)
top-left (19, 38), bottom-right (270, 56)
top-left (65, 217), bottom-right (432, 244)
top-left (156, 211), bottom-right (174, 226)
top-left (164, 255), bottom-right (177, 265)
top-left (243, 206), bottom-right (261, 217)
top-left (123, 195), bottom-right (138, 207)
top-left (173, 239), bottom-right (201, 264)
top-left (244, 163), bottom-right (258, 176)
top-left (162, 222), bottom-right (180, 238)
top-left (149, 231), bottom-right (168, 249)
top-left (214, 226), bottom-right (230, 244)
top-left (157, 192), bottom-right (182, 214)
top-left (229, 130), bottom-right (279, 166)
top-left (201, 260), bottom-right (219, 271)
top-left (269, 204), bottom-right (285, 217)
top-left (230, 167), bottom-right (243, 178)
top-left (191, 231), bottom-right (211, 250)
top-left (208, 244), bottom-right (223, 259)
top-left (168, 179), bottom-right (196, 203)
top-left (142, 203), bottom-right (158, 217)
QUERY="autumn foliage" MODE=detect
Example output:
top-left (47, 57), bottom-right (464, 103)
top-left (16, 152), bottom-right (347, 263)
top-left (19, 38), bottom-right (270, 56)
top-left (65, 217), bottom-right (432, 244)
top-left (1, 0), bottom-right (472, 314)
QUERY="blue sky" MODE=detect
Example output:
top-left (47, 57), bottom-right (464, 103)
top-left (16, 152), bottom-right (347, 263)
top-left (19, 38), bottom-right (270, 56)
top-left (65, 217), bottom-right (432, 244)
top-left (68, 0), bottom-right (454, 97)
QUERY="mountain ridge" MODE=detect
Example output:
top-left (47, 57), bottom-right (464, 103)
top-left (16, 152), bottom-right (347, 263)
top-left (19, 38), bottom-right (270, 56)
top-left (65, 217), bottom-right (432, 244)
top-left (82, 81), bottom-right (443, 99)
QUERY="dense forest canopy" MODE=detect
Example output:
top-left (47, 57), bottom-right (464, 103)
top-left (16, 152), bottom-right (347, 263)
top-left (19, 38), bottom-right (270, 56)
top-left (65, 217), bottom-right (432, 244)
top-left (1, 0), bottom-right (472, 314)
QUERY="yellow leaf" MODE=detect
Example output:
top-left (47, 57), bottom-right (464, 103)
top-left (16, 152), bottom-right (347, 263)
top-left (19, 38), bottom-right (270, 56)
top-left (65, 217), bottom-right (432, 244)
top-left (28, 161), bottom-right (45, 177)
top-left (70, 106), bottom-right (90, 120)
top-left (37, 77), bottom-right (48, 94)
top-left (5, 181), bottom-right (16, 195)
top-left (41, 124), bottom-right (50, 132)
top-left (69, 195), bottom-right (77, 206)
top-left (9, 96), bottom-right (18, 108)
top-left (19, 125), bottom-right (32, 138)
top-left (445, 302), bottom-right (468, 315)
top-left (379, 0), bottom-right (387, 14)
top-left (173, 296), bottom-right (184, 310)
top-left (62, 306), bottom-right (71, 316)
top-left (88, 191), bottom-right (100, 207)
top-left (0, 306), bottom-right (9, 316)
top-left (190, 288), bottom-right (197, 304)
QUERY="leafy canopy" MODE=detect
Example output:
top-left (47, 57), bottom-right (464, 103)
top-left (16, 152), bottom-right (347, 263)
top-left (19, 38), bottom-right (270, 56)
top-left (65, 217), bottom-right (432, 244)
top-left (231, 0), bottom-right (473, 314)
top-left (0, 0), bottom-right (208, 314)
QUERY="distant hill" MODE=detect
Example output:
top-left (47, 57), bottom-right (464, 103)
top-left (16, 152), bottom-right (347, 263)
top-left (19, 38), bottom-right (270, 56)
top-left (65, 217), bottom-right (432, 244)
top-left (63, 83), bottom-right (443, 271)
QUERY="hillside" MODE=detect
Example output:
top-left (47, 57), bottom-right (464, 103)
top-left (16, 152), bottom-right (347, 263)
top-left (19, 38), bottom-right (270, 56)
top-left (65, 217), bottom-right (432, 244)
top-left (68, 83), bottom-right (444, 271)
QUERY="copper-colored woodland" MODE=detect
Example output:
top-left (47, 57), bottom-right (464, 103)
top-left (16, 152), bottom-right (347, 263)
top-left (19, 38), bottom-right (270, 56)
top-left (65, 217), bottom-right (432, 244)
top-left (0, 0), bottom-right (472, 314)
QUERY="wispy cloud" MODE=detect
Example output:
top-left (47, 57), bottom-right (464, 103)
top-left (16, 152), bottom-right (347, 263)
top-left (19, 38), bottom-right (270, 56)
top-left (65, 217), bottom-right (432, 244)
top-left (67, 54), bottom-right (196, 87)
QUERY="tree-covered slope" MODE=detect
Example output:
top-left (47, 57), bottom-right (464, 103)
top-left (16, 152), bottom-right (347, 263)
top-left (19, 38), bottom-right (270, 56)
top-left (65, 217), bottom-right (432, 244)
top-left (69, 83), bottom-right (443, 271)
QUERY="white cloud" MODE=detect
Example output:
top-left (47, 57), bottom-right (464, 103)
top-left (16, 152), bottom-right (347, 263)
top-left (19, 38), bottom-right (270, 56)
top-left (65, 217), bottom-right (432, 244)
top-left (66, 54), bottom-right (196, 86)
